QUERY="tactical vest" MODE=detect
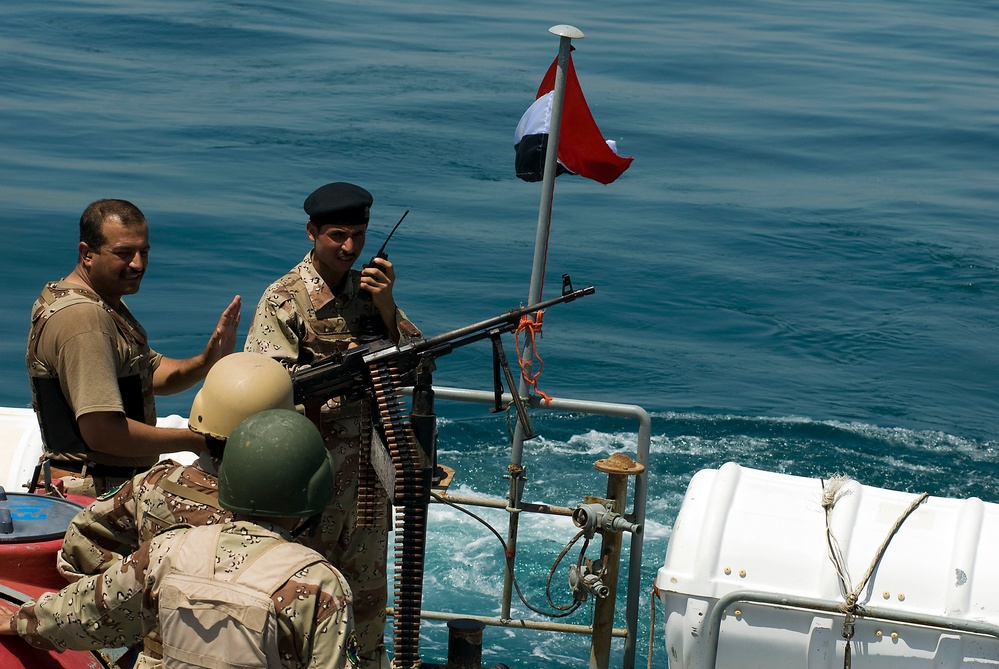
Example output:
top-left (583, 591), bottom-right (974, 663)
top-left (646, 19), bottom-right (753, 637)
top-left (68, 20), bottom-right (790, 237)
top-left (158, 524), bottom-right (324, 669)
top-left (274, 263), bottom-right (421, 363)
top-left (138, 464), bottom-right (228, 542)
top-left (275, 269), bottom-right (380, 436)
top-left (26, 282), bottom-right (157, 458)
top-left (276, 268), bottom-right (386, 362)
top-left (272, 267), bottom-right (422, 438)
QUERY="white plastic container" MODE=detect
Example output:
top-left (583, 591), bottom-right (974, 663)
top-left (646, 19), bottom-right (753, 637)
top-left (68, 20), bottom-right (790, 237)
top-left (0, 407), bottom-right (44, 493)
top-left (656, 462), bottom-right (999, 668)
top-left (0, 407), bottom-right (197, 493)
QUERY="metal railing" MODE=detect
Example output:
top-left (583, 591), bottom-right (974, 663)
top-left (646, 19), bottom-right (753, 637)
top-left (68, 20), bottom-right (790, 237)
top-left (701, 590), bottom-right (999, 668)
top-left (401, 385), bottom-right (651, 669)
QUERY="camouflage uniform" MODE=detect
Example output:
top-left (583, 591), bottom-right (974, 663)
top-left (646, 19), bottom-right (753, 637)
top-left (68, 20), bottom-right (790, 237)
top-left (245, 252), bottom-right (420, 668)
top-left (11, 520), bottom-right (356, 669)
top-left (56, 455), bottom-right (232, 582)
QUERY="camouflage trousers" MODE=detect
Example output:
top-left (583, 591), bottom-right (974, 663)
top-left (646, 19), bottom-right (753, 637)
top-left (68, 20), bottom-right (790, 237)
top-left (300, 431), bottom-right (390, 669)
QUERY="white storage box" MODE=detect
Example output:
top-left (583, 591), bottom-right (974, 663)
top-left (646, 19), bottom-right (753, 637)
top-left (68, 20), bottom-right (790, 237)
top-left (656, 462), bottom-right (999, 668)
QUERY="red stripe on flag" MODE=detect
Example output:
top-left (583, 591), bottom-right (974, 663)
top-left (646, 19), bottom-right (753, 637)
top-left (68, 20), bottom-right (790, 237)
top-left (536, 52), bottom-right (633, 185)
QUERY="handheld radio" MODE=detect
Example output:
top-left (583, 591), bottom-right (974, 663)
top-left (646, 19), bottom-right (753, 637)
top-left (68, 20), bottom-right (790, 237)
top-left (365, 209), bottom-right (410, 272)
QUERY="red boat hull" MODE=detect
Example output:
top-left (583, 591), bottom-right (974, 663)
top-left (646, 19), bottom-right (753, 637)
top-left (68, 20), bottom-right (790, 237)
top-left (1, 492), bottom-right (110, 668)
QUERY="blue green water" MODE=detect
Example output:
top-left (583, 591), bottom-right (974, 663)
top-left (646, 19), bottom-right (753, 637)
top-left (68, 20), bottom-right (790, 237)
top-left (2, 1), bottom-right (998, 666)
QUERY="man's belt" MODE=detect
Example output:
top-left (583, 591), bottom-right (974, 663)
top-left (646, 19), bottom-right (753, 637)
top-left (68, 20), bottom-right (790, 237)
top-left (45, 458), bottom-right (145, 479)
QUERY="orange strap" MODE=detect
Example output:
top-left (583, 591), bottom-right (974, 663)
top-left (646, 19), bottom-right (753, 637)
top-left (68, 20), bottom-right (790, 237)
top-left (514, 310), bottom-right (553, 405)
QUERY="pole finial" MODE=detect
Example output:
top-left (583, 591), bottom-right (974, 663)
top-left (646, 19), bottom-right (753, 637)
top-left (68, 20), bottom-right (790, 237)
top-left (548, 24), bottom-right (585, 39)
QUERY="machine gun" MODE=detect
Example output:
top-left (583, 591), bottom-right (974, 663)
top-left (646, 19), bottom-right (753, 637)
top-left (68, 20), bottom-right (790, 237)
top-left (291, 277), bottom-right (594, 669)
top-left (292, 279), bottom-right (595, 432)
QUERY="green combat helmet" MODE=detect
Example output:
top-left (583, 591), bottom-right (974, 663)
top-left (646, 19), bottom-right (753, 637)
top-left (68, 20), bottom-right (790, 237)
top-left (218, 409), bottom-right (334, 518)
top-left (189, 352), bottom-right (296, 441)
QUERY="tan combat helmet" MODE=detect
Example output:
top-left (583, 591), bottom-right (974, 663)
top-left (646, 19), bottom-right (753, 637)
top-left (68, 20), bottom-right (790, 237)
top-left (188, 352), bottom-right (295, 441)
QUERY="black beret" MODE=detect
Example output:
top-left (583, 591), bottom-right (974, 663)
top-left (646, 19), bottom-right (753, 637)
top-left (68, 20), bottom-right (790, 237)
top-left (303, 182), bottom-right (373, 226)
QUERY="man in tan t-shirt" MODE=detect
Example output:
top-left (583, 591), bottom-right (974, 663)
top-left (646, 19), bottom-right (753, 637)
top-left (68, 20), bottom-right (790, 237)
top-left (25, 198), bottom-right (241, 495)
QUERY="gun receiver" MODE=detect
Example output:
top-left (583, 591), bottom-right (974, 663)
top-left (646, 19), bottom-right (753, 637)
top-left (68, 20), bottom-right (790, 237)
top-left (292, 282), bottom-right (596, 406)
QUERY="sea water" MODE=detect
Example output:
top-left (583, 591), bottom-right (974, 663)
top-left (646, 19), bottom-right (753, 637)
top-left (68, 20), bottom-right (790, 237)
top-left (1, 1), bottom-right (997, 667)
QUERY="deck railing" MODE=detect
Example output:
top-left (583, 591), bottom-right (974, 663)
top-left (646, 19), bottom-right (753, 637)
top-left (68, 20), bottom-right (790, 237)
top-left (396, 385), bottom-right (651, 669)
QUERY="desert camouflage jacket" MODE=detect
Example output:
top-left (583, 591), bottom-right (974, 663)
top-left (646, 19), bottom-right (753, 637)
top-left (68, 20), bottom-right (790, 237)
top-left (57, 457), bottom-right (231, 582)
top-left (15, 520), bottom-right (356, 668)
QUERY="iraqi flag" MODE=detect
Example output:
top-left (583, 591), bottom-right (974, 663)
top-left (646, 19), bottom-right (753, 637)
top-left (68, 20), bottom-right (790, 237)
top-left (514, 51), bottom-right (633, 185)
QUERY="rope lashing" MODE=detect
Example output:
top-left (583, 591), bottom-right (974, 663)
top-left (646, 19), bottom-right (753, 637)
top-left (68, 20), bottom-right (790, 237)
top-left (515, 309), bottom-right (553, 404)
top-left (648, 583), bottom-right (663, 669)
top-left (821, 475), bottom-right (928, 669)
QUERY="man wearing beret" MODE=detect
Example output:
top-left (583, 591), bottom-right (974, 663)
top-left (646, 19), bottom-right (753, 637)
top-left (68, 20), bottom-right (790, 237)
top-left (245, 182), bottom-right (421, 669)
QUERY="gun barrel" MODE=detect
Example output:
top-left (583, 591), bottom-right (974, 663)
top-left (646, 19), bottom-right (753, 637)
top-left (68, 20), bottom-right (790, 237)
top-left (417, 285), bottom-right (595, 351)
top-left (291, 285), bottom-right (595, 404)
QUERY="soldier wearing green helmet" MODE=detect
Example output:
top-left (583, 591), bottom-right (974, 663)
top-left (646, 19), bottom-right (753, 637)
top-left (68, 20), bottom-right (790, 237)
top-left (219, 407), bottom-right (334, 518)
top-left (2, 408), bottom-right (360, 669)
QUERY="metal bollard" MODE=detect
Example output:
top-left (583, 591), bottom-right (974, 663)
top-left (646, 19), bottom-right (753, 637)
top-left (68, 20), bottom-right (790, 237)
top-left (445, 618), bottom-right (485, 669)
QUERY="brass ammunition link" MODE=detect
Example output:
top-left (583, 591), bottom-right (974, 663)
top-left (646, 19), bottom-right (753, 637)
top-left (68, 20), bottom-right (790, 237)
top-left (365, 359), bottom-right (431, 669)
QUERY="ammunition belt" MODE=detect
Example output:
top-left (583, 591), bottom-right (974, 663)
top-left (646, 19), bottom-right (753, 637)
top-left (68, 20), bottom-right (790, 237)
top-left (360, 359), bottom-right (431, 669)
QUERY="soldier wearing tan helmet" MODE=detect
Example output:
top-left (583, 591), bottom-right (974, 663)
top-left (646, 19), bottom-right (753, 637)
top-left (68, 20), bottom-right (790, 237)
top-left (3, 409), bottom-right (359, 669)
top-left (188, 349), bottom-right (298, 454)
top-left (57, 351), bottom-right (297, 582)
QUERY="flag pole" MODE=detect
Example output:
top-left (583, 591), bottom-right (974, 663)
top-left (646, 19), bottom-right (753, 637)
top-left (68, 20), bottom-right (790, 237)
top-left (525, 24), bottom-right (582, 311)
top-left (501, 23), bottom-right (584, 621)
top-left (512, 23), bottom-right (583, 464)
